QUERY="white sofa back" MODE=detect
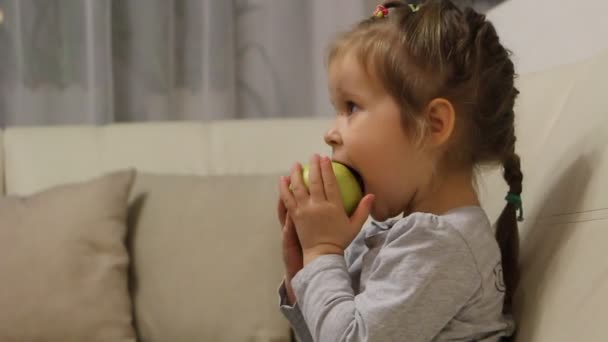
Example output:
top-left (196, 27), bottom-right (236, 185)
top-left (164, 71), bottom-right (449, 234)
top-left (481, 49), bottom-right (608, 341)
top-left (1, 49), bottom-right (607, 341)
top-left (509, 50), bottom-right (608, 341)
top-left (0, 119), bottom-right (331, 196)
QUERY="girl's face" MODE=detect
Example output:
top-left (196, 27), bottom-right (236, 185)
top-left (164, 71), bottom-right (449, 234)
top-left (326, 53), bottom-right (435, 221)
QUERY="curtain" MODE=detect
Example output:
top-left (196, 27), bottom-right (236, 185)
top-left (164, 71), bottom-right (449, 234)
top-left (0, 0), bottom-right (368, 126)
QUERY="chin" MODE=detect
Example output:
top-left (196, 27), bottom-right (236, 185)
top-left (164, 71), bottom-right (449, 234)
top-left (369, 201), bottom-right (403, 222)
top-left (369, 206), bottom-right (392, 222)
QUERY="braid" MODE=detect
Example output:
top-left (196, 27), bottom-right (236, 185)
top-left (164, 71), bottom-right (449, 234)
top-left (448, 3), bottom-right (523, 314)
top-left (496, 153), bottom-right (522, 313)
top-left (503, 153), bottom-right (523, 195)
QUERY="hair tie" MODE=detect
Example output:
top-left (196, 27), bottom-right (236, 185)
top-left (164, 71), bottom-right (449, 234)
top-left (373, 5), bottom-right (389, 18)
top-left (505, 193), bottom-right (524, 222)
top-left (373, 3), bottom-right (420, 18)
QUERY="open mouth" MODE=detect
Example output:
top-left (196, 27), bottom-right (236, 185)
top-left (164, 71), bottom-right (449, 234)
top-left (341, 163), bottom-right (366, 193)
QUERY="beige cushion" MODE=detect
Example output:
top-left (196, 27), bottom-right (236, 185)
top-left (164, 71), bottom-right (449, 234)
top-left (128, 173), bottom-right (290, 342)
top-left (0, 170), bottom-right (137, 342)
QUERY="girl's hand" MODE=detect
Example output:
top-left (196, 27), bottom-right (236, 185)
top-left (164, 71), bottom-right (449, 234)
top-left (277, 194), bottom-right (302, 305)
top-left (279, 154), bottom-right (375, 266)
top-left (277, 196), bottom-right (303, 279)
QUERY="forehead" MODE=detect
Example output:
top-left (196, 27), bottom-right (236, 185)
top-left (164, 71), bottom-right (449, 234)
top-left (329, 53), bottom-right (365, 84)
top-left (329, 53), bottom-right (370, 88)
top-left (329, 52), bottom-right (383, 96)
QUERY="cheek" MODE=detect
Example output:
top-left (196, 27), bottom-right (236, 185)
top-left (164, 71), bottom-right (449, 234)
top-left (363, 146), bottom-right (423, 215)
top-left (361, 153), bottom-right (405, 199)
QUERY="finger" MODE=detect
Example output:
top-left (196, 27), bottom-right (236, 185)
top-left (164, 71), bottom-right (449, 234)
top-left (320, 156), bottom-right (341, 204)
top-left (308, 154), bottom-right (326, 201)
top-left (278, 175), bottom-right (291, 225)
top-left (277, 197), bottom-right (287, 226)
top-left (284, 214), bottom-right (300, 245)
top-left (290, 163), bottom-right (309, 203)
top-left (350, 194), bottom-right (375, 226)
top-left (279, 176), bottom-right (297, 212)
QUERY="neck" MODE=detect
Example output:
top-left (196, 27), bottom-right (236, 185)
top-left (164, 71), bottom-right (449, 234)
top-left (407, 168), bottom-right (480, 216)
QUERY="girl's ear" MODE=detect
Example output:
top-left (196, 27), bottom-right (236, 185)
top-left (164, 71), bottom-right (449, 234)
top-left (424, 98), bottom-right (456, 148)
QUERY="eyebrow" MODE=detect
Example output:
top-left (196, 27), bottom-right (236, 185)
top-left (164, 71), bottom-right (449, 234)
top-left (329, 72), bottom-right (365, 106)
top-left (333, 82), bottom-right (361, 99)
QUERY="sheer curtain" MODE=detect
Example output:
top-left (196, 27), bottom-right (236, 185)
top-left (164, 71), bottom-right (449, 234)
top-left (0, 0), bottom-right (368, 126)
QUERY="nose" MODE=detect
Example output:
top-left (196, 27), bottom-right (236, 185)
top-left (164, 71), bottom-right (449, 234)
top-left (324, 123), bottom-right (342, 148)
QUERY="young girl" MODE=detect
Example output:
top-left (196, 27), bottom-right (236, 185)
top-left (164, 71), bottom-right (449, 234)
top-left (277, 1), bottom-right (522, 341)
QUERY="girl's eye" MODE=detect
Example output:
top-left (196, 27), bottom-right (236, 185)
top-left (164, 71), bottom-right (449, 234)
top-left (346, 101), bottom-right (360, 114)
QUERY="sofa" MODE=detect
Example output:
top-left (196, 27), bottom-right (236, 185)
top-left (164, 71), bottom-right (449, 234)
top-left (0, 48), bottom-right (606, 341)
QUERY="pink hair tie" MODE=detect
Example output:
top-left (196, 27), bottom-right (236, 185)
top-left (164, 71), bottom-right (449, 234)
top-left (373, 5), bottom-right (389, 18)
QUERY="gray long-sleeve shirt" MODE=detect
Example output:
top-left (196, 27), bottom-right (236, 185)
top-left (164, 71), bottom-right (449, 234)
top-left (279, 206), bottom-right (515, 342)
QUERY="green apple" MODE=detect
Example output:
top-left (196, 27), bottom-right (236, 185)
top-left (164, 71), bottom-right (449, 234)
top-left (301, 161), bottom-right (363, 216)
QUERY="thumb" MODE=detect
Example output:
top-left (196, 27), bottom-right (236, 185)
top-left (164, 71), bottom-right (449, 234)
top-left (350, 194), bottom-right (375, 227)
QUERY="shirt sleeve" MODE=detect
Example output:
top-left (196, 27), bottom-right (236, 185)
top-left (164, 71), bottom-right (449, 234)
top-left (278, 280), bottom-right (314, 342)
top-left (291, 216), bottom-right (482, 342)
